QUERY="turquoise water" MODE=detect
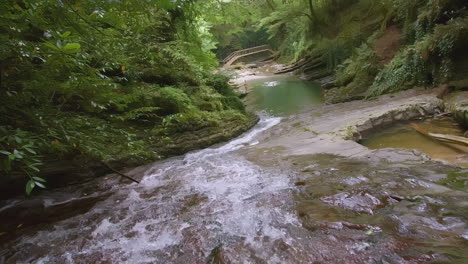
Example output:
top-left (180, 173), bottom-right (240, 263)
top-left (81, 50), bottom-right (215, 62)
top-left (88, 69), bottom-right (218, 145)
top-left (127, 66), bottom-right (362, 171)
top-left (247, 75), bottom-right (322, 115)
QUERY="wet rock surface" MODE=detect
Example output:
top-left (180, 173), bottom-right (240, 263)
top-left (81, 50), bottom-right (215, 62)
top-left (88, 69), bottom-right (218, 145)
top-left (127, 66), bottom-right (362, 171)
top-left (271, 153), bottom-right (468, 263)
top-left (320, 191), bottom-right (383, 215)
top-left (445, 90), bottom-right (468, 128)
top-left (1, 88), bottom-right (468, 263)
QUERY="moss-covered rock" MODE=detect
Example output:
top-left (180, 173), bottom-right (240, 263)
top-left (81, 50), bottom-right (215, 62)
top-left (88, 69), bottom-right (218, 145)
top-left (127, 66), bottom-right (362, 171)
top-left (158, 112), bottom-right (259, 156)
top-left (444, 91), bottom-right (468, 128)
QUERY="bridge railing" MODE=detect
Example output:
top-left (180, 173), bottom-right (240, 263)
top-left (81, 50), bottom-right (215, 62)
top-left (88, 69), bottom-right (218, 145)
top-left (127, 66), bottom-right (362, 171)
top-left (223, 45), bottom-right (270, 64)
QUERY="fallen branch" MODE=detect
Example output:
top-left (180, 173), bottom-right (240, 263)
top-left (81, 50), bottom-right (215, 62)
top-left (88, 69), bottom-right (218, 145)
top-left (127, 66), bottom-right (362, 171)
top-left (410, 123), bottom-right (468, 146)
top-left (426, 132), bottom-right (468, 146)
top-left (435, 112), bottom-right (452, 117)
top-left (101, 161), bottom-right (140, 183)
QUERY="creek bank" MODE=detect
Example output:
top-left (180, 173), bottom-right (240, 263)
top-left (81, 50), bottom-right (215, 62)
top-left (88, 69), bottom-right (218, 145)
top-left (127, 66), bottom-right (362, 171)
top-left (0, 108), bottom-right (258, 200)
top-left (236, 86), bottom-right (468, 262)
top-left (1, 78), bottom-right (467, 262)
top-left (0, 112), bottom-right (259, 242)
top-left (223, 61), bottom-right (285, 93)
top-left (244, 85), bottom-right (468, 162)
top-left (154, 112), bottom-right (259, 156)
top-left (230, 65), bottom-right (466, 164)
top-left (445, 90), bottom-right (468, 128)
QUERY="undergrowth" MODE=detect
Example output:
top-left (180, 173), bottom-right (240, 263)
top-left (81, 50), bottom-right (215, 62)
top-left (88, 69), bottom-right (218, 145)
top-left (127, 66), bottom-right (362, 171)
top-left (0, 0), bottom-right (250, 195)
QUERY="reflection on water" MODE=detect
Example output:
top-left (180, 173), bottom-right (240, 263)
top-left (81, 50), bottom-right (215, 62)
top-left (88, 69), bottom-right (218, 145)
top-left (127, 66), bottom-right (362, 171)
top-left (361, 117), bottom-right (468, 165)
top-left (246, 75), bottom-right (322, 115)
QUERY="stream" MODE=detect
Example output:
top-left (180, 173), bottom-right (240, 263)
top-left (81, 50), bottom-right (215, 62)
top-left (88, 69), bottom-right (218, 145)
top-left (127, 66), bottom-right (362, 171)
top-left (243, 75), bottom-right (322, 115)
top-left (1, 76), bottom-right (468, 263)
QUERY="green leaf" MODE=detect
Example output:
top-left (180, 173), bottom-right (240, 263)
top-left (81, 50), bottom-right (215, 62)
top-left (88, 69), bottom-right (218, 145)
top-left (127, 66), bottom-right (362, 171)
top-left (26, 180), bottom-right (35, 195)
top-left (35, 181), bottom-right (46, 189)
top-left (43, 41), bottom-right (59, 50)
top-left (32, 176), bottom-right (46, 182)
top-left (0, 150), bottom-right (11, 155)
top-left (8, 154), bottom-right (15, 160)
top-left (24, 147), bottom-right (37, 154)
top-left (61, 31), bottom-right (71, 38)
top-left (63, 43), bottom-right (81, 53)
top-left (28, 164), bottom-right (40, 172)
top-left (13, 149), bottom-right (23, 159)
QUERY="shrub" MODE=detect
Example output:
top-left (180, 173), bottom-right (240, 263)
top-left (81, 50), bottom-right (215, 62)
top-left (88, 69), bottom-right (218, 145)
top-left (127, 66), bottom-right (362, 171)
top-left (160, 110), bottom-right (246, 134)
top-left (222, 96), bottom-right (245, 112)
top-left (0, 126), bottom-right (46, 195)
top-left (205, 73), bottom-right (236, 96)
top-left (157, 87), bottom-right (194, 115)
top-left (367, 16), bottom-right (468, 97)
top-left (118, 107), bottom-right (161, 122)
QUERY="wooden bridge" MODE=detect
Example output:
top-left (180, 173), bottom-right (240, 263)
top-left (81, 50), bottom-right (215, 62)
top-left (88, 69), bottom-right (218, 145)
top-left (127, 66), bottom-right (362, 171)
top-left (223, 45), bottom-right (275, 66)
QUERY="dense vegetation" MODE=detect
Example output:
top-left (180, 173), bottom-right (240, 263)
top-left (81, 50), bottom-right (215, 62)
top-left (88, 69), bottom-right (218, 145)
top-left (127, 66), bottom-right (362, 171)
top-left (212, 0), bottom-right (468, 102)
top-left (0, 0), bottom-right (252, 195)
top-left (2, 0), bottom-right (468, 195)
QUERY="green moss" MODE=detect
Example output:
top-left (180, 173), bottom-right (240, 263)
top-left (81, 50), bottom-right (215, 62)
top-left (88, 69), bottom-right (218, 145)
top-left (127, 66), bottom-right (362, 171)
top-left (437, 171), bottom-right (468, 191)
top-left (157, 87), bottom-right (194, 114)
top-left (160, 110), bottom-right (247, 134)
top-left (302, 128), bottom-right (319, 135)
top-left (367, 16), bottom-right (468, 97)
top-left (343, 126), bottom-right (357, 140)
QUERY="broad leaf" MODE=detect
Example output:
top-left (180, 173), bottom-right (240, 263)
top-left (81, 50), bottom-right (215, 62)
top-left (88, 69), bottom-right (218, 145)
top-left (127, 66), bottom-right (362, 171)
top-left (61, 31), bottom-right (71, 38)
top-left (43, 41), bottom-right (59, 50)
top-left (24, 147), bottom-right (36, 154)
top-left (32, 176), bottom-right (46, 182)
top-left (63, 43), bottom-right (81, 53)
top-left (26, 180), bottom-right (35, 195)
top-left (35, 181), bottom-right (46, 189)
top-left (13, 149), bottom-right (23, 159)
top-left (27, 164), bottom-right (40, 172)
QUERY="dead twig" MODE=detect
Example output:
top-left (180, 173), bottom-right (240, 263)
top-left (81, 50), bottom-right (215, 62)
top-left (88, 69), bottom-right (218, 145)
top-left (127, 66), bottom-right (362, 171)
top-left (101, 161), bottom-right (140, 184)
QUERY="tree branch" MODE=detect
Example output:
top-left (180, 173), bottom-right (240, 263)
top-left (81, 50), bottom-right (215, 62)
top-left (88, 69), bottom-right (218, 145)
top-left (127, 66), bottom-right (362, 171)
top-left (101, 161), bottom-right (140, 184)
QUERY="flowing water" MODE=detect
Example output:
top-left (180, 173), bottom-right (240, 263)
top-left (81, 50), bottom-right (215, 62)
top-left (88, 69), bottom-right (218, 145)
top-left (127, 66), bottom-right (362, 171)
top-left (1, 78), bottom-right (468, 263)
top-left (2, 114), bottom-right (301, 263)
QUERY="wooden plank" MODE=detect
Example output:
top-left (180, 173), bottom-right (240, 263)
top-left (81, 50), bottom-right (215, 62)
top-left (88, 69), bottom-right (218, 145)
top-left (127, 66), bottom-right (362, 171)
top-left (223, 45), bottom-right (270, 63)
top-left (224, 49), bottom-right (274, 66)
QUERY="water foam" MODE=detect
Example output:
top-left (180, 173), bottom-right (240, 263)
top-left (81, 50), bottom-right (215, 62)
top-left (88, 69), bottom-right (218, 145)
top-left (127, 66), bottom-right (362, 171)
top-left (4, 113), bottom-right (305, 263)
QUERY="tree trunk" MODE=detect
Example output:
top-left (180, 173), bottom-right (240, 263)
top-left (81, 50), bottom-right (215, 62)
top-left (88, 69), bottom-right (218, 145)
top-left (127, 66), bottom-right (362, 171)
top-left (307, 0), bottom-right (316, 22)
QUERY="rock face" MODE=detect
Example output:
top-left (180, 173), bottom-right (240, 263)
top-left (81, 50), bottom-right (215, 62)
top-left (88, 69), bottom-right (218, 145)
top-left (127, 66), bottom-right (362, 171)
top-left (445, 91), bottom-right (468, 128)
top-left (354, 102), bottom-right (441, 141)
top-left (0, 113), bottom-right (259, 200)
top-left (159, 113), bottom-right (259, 156)
top-left (320, 191), bottom-right (383, 215)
